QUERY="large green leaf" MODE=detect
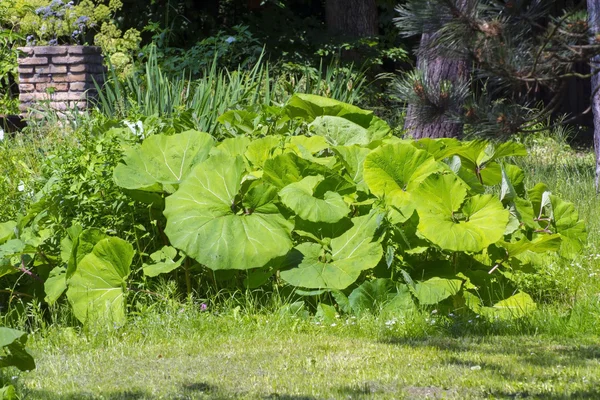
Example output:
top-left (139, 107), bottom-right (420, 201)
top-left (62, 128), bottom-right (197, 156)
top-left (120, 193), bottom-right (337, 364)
top-left (44, 266), bottom-right (67, 305)
top-left (66, 237), bottom-right (134, 326)
top-left (454, 141), bottom-right (527, 186)
top-left (263, 152), bottom-right (331, 189)
top-left (142, 246), bottom-right (183, 277)
top-left (364, 143), bottom-right (442, 222)
top-left (413, 174), bottom-right (509, 252)
top-left (114, 130), bottom-right (214, 193)
top-left (334, 145), bottom-right (371, 192)
top-left (279, 175), bottom-right (349, 223)
top-left (348, 278), bottom-right (397, 315)
top-left (285, 94), bottom-right (390, 142)
top-left (413, 277), bottom-right (463, 305)
top-left (310, 116), bottom-right (380, 146)
top-left (0, 222), bottom-right (16, 245)
top-left (474, 292), bottom-right (537, 320)
top-left (280, 213), bottom-right (383, 289)
top-left (245, 136), bottom-right (283, 170)
top-left (550, 195), bottom-right (587, 258)
top-left (0, 327), bottom-right (35, 372)
top-left (164, 155), bottom-right (293, 270)
top-left (412, 138), bottom-right (462, 160)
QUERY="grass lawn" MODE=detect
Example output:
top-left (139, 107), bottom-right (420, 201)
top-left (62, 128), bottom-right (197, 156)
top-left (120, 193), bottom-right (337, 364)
top-left (9, 308), bottom-right (600, 400)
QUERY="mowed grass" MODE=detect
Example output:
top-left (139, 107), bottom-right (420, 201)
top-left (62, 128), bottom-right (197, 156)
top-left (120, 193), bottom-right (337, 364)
top-left (11, 308), bottom-right (600, 400)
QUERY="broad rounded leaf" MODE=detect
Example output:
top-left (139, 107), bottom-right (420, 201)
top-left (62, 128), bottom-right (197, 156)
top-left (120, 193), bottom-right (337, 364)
top-left (280, 213), bottom-right (383, 289)
top-left (114, 130), bottom-right (214, 193)
top-left (0, 221), bottom-right (16, 245)
top-left (143, 246), bottom-right (183, 277)
top-left (334, 145), bottom-right (371, 192)
top-left (285, 94), bottom-right (390, 142)
top-left (413, 174), bottom-right (509, 252)
top-left (550, 195), bottom-right (586, 258)
top-left (310, 116), bottom-right (380, 146)
top-left (279, 175), bottom-right (349, 223)
top-left (164, 155), bottom-right (293, 270)
top-left (0, 327), bottom-right (35, 371)
top-left (66, 237), bottom-right (133, 326)
top-left (364, 143), bottom-right (442, 222)
top-left (414, 277), bottom-right (463, 305)
top-left (245, 136), bottom-right (283, 169)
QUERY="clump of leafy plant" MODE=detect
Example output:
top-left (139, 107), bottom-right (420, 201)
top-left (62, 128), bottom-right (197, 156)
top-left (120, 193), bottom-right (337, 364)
top-left (113, 94), bottom-right (586, 322)
top-left (0, 95), bottom-right (587, 327)
top-left (0, 327), bottom-right (35, 398)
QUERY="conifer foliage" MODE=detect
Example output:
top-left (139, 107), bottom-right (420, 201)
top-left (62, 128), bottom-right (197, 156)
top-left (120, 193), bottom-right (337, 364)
top-left (394, 0), bottom-right (600, 139)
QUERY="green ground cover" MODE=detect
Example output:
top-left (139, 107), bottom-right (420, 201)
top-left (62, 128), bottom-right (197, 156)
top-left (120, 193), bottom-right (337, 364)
top-left (12, 309), bottom-right (600, 399)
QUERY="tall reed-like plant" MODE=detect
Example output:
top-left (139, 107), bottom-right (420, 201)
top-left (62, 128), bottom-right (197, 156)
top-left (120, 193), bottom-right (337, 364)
top-left (94, 47), bottom-right (367, 136)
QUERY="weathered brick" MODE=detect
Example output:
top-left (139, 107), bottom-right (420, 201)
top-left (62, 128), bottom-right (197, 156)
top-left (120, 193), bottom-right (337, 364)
top-left (19, 84), bottom-right (35, 92)
top-left (35, 65), bottom-right (68, 74)
top-left (69, 81), bottom-right (95, 91)
top-left (35, 83), bottom-right (69, 92)
top-left (67, 46), bottom-right (102, 55)
top-left (33, 46), bottom-right (68, 56)
top-left (20, 93), bottom-right (50, 102)
top-left (17, 66), bottom-right (34, 74)
top-left (18, 57), bottom-right (48, 65)
top-left (19, 103), bottom-right (30, 113)
top-left (53, 55), bottom-right (104, 65)
top-left (18, 75), bottom-right (52, 84)
top-left (51, 92), bottom-right (87, 101)
top-left (69, 64), bottom-right (105, 73)
top-left (17, 47), bottom-right (34, 56)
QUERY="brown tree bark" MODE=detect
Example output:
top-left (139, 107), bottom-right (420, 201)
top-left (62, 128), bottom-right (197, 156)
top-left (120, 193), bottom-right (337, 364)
top-left (325, 0), bottom-right (378, 37)
top-left (587, 0), bottom-right (600, 191)
top-left (404, 2), bottom-right (470, 139)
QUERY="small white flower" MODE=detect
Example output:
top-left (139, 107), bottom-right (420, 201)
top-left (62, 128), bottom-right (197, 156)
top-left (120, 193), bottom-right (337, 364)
top-left (17, 181), bottom-right (25, 192)
top-left (330, 323), bottom-right (337, 327)
top-left (0, 129), bottom-right (4, 141)
top-left (225, 36), bottom-right (236, 44)
top-left (124, 120), bottom-right (145, 139)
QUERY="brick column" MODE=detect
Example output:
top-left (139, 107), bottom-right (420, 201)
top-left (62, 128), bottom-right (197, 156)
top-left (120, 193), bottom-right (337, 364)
top-left (17, 46), bottom-right (105, 114)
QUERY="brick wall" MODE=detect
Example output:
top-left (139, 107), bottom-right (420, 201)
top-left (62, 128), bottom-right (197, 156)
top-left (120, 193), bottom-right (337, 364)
top-left (17, 46), bottom-right (105, 114)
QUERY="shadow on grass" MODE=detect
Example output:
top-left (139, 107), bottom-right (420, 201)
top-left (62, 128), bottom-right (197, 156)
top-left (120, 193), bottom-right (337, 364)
top-left (487, 388), bottom-right (600, 399)
top-left (19, 390), bottom-right (150, 399)
top-left (264, 394), bottom-right (317, 399)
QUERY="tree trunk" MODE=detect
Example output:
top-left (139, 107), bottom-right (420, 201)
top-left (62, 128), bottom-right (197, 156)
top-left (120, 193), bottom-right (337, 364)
top-left (404, 2), bottom-right (470, 139)
top-left (588, 0), bottom-right (600, 192)
top-left (325, 0), bottom-right (378, 37)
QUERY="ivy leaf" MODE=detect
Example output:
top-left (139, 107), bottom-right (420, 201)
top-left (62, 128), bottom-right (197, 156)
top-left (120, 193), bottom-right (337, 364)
top-left (66, 237), bottom-right (134, 326)
top-left (280, 213), bottom-right (383, 289)
top-left (164, 155), bottom-right (293, 270)
top-left (279, 175), bottom-right (349, 223)
top-left (114, 130), bottom-right (214, 193)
